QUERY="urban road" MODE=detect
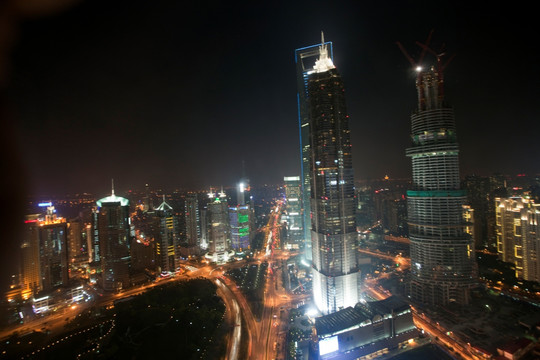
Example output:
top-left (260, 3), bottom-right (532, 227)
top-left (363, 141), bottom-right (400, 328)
top-left (1, 200), bottom-right (309, 360)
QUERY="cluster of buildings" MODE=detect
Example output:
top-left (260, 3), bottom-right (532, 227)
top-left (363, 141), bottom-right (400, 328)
top-left (281, 32), bottom-right (539, 359)
top-left (279, 35), bottom-right (419, 359)
top-left (5, 29), bottom-right (539, 359)
top-left (6, 181), bottom-right (257, 315)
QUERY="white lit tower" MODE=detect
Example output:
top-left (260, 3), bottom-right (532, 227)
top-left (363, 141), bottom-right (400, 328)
top-left (205, 187), bottom-right (234, 263)
top-left (295, 35), bottom-right (334, 262)
top-left (398, 33), bottom-right (477, 305)
top-left (284, 176), bottom-right (303, 248)
top-left (308, 33), bottom-right (360, 314)
top-left (95, 180), bottom-right (131, 291)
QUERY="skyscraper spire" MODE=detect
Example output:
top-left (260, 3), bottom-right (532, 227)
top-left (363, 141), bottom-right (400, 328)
top-left (111, 178), bottom-right (115, 196)
top-left (313, 31), bottom-right (335, 73)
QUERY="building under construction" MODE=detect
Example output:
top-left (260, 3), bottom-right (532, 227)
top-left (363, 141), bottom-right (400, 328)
top-left (398, 32), bottom-right (478, 306)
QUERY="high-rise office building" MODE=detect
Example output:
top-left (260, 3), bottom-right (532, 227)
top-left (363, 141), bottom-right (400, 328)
top-left (67, 219), bottom-right (83, 262)
top-left (155, 195), bottom-right (179, 274)
top-left (295, 37), bottom-right (334, 262)
top-left (229, 182), bottom-right (251, 252)
top-left (95, 184), bottom-right (131, 291)
top-left (307, 35), bottom-right (360, 314)
top-left (496, 196), bottom-right (540, 282)
top-left (20, 214), bottom-right (42, 299)
top-left (204, 188), bottom-right (233, 264)
top-left (38, 205), bottom-right (69, 292)
top-left (185, 192), bottom-right (201, 250)
top-left (19, 205), bottom-right (69, 298)
top-left (229, 205), bottom-right (250, 252)
top-left (463, 175), bottom-right (490, 249)
top-left (404, 51), bottom-right (477, 305)
top-left (283, 176), bottom-right (303, 248)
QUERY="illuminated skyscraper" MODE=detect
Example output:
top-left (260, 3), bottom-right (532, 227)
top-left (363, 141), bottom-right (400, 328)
top-left (283, 176), bottom-right (303, 248)
top-left (404, 53), bottom-right (477, 305)
top-left (20, 205), bottom-right (69, 298)
top-left (205, 188), bottom-right (234, 263)
top-left (38, 206), bottom-right (69, 292)
top-left (67, 219), bottom-right (83, 262)
top-left (307, 34), bottom-right (360, 314)
top-left (229, 182), bottom-right (250, 252)
top-left (95, 183), bottom-right (131, 291)
top-left (20, 215), bottom-right (42, 298)
top-left (185, 192), bottom-right (201, 250)
top-left (295, 37), bottom-right (334, 262)
top-left (155, 195), bottom-right (179, 274)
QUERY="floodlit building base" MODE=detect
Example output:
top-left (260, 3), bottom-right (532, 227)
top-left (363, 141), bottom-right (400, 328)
top-left (310, 296), bottom-right (418, 359)
top-left (204, 250), bottom-right (235, 264)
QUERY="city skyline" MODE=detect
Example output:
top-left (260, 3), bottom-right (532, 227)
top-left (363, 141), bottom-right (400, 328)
top-left (2, 2), bottom-right (540, 358)
top-left (2, 1), bottom-right (538, 199)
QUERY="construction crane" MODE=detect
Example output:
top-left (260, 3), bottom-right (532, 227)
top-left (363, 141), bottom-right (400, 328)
top-left (414, 39), bottom-right (456, 100)
top-left (396, 29), bottom-right (434, 78)
top-left (396, 29), bottom-right (434, 109)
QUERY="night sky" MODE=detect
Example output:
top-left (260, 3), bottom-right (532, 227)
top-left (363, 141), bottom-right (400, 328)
top-left (3, 0), bottom-right (539, 198)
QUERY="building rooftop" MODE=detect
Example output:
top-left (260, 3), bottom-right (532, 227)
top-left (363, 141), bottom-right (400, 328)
top-left (367, 295), bottom-right (411, 316)
top-left (315, 306), bottom-right (368, 336)
top-left (96, 194), bottom-right (129, 207)
top-left (315, 296), bottom-right (411, 337)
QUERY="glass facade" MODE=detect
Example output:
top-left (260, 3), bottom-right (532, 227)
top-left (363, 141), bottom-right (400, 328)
top-left (307, 43), bottom-right (360, 314)
top-left (155, 197), bottom-right (179, 273)
top-left (284, 176), bottom-right (303, 247)
top-left (295, 41), bottom-right (333, 261)
top-left (95, 195), bottom-right (131, 291)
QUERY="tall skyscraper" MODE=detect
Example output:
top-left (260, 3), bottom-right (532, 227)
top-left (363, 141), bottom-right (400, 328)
top-left (38, 205), bottom-right (69, 292)
top-left (496, 196), bottom-right (540, 282)
top-left (95, 183), bottom-right (131, 291)
top-left (283, 176), bottom-right (303, 248)
top-left (229, 182), bottom-right (251, 252)
top-left (19, 205), bottom-right (69, 298)
top-left (67, 218), bottom-right (83, 262)
top-left (20, 214), bottom-right (42, 299)
top-left (185, 192), bottom-right (201, 250)
top-left (155, 195), bottom-right (180, 274)
top-left (204, 188), bottom-right (233, 264)
top-left (295, 37), bottom-right (334, 262)
top-left (307, 34), bottom-right (360, 314)
top-left (403, 43), bottom-right (477, 305)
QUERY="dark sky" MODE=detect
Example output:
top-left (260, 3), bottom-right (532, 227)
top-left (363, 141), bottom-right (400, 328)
top-left (4, 0), bottom-right (540, 197)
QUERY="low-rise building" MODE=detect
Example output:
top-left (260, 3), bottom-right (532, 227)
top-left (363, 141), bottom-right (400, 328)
top-left (311, 296), bottom-right (418, 359)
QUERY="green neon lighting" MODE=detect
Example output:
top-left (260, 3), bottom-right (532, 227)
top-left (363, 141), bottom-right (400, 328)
top-left (407, 190), bottom-right (466, 197)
